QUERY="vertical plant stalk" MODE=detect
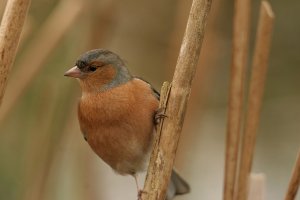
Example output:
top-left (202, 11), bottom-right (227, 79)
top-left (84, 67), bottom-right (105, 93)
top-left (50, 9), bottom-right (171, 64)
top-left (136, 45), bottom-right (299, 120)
top-left (284, 150), bottom-right (300, 200)
top-left (0, 0), bottom-right (31, 107)
top-left (235, 2), bottom-right (274, 200)
top-left (141, 0), bottom-right (212, 200)
top-left (247, 173), bottom-right (266, 200)
top-left (0, 0), bottom-right (84, 122)
top-left (223, 0), bottom-right (251, 199)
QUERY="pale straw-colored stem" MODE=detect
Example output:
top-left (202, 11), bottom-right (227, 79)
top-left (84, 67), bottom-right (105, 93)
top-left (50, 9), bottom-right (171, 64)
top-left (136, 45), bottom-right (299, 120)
top-left (284, 150), bottom-right (300, 200)
top-left (0, 0), bottom-right (30, 107)
top-left (235, 2), bottom-right (274, 200)
top-left (223, 0), bottom-right (251, 198)
top-left (141, 0), bottom-right (212, 199)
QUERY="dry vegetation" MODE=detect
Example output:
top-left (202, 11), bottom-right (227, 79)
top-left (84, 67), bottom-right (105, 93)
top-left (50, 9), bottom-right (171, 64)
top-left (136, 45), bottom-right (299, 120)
top-left (0, 0), bottom-right (299, 200)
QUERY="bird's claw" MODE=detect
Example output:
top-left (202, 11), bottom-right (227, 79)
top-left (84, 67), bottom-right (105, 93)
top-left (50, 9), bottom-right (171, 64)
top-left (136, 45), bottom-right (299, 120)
top-left (137, 190), bottom-right (147, 200)
top-left (154, 107), bottom-right (167, 125)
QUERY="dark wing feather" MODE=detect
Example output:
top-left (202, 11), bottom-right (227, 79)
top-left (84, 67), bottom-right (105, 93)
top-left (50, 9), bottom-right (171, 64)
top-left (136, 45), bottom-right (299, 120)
top-left (134, 77), bottom-right (160, 100)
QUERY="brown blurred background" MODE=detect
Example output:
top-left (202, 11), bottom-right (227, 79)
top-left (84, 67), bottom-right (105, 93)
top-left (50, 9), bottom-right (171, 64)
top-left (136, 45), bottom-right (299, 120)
top-left (0, 0), bottom-right (299, 199)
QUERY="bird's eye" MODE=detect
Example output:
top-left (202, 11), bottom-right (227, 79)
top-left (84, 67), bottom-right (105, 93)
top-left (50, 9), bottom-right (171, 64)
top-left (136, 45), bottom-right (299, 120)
top-left (89, 66), bottom-right (97, 72)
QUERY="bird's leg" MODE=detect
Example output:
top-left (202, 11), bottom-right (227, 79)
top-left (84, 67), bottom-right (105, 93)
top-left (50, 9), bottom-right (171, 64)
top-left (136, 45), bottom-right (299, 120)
top-left (154, 107), bottom-right (167, 125)
top-left (133, 174), bottom-right (146, 200)
top-left (134, 174), bottom-right (140, 195)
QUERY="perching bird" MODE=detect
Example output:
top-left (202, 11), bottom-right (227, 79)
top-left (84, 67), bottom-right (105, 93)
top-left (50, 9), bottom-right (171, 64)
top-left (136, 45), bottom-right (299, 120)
top-left (64, 49), bottom-right (190, 200)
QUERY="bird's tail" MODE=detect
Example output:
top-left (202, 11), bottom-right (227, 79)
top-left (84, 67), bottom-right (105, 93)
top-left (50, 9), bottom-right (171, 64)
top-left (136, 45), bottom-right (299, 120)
top-left (166, 169), bottom-right (190, 200)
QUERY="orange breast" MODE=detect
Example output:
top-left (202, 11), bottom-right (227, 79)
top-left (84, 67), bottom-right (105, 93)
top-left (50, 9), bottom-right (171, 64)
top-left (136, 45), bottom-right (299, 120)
top-left (78, 79), bottom-right (159, 175)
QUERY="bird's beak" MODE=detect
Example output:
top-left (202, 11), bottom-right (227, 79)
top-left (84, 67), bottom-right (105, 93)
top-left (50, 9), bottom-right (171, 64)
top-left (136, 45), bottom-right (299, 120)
top-left (64, 66), bottom-right (82, 78)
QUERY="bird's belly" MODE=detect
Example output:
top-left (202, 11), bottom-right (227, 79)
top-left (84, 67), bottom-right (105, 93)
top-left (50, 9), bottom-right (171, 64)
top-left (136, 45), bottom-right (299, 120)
top-left (78, 79), bottom-right (159, 174)
top-left (83, 120), bottom-right (154, 175)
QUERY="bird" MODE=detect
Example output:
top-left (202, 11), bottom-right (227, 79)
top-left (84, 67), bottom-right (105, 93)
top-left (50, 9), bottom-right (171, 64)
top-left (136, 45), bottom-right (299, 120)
top-left (64, 49), bottom-right (190, 200)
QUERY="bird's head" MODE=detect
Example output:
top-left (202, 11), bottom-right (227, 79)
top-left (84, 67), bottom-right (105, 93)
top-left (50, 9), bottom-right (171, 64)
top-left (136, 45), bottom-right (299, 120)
top-left (64, 49), bottom-right (132, 93)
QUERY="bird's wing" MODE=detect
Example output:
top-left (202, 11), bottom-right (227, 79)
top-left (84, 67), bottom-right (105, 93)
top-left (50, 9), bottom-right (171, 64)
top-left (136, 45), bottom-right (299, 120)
top-left (134, 77), bottom-right (160, 100)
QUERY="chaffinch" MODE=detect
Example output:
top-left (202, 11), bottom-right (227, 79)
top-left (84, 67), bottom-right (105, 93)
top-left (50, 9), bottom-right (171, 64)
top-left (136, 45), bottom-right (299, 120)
top-left (64, 49), bottom-right (189, 200)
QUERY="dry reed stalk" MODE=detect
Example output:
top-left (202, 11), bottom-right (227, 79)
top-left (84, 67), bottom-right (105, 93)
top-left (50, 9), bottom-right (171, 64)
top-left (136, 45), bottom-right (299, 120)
top-left (234, 2), bottom-right (274, 200)
top-left (247, 173), bottom-right (266, 200)
top-left (169, 0), bottom-right (223, 170)
top-left (140, 0), bottom-right (212, 199)
top-left (284, 150), bottom-right (300, 200)
top-left (167, 0), bottom-right (222, 113)
top-left (223, 0), bottom-right (251, 199)
top-left (0, 0), bottom-right (30, 107)
top-left (0, 0), bottom-right (84, 122)
top-left (165, 0), bottom-right (191, 75)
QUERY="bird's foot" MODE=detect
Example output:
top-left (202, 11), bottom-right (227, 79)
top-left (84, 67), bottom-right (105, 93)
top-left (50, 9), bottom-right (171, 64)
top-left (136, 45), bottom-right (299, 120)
top-left (154, 107), bottom-right (167, 125)
top-left (137, 190), bottom-right (147, 200)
